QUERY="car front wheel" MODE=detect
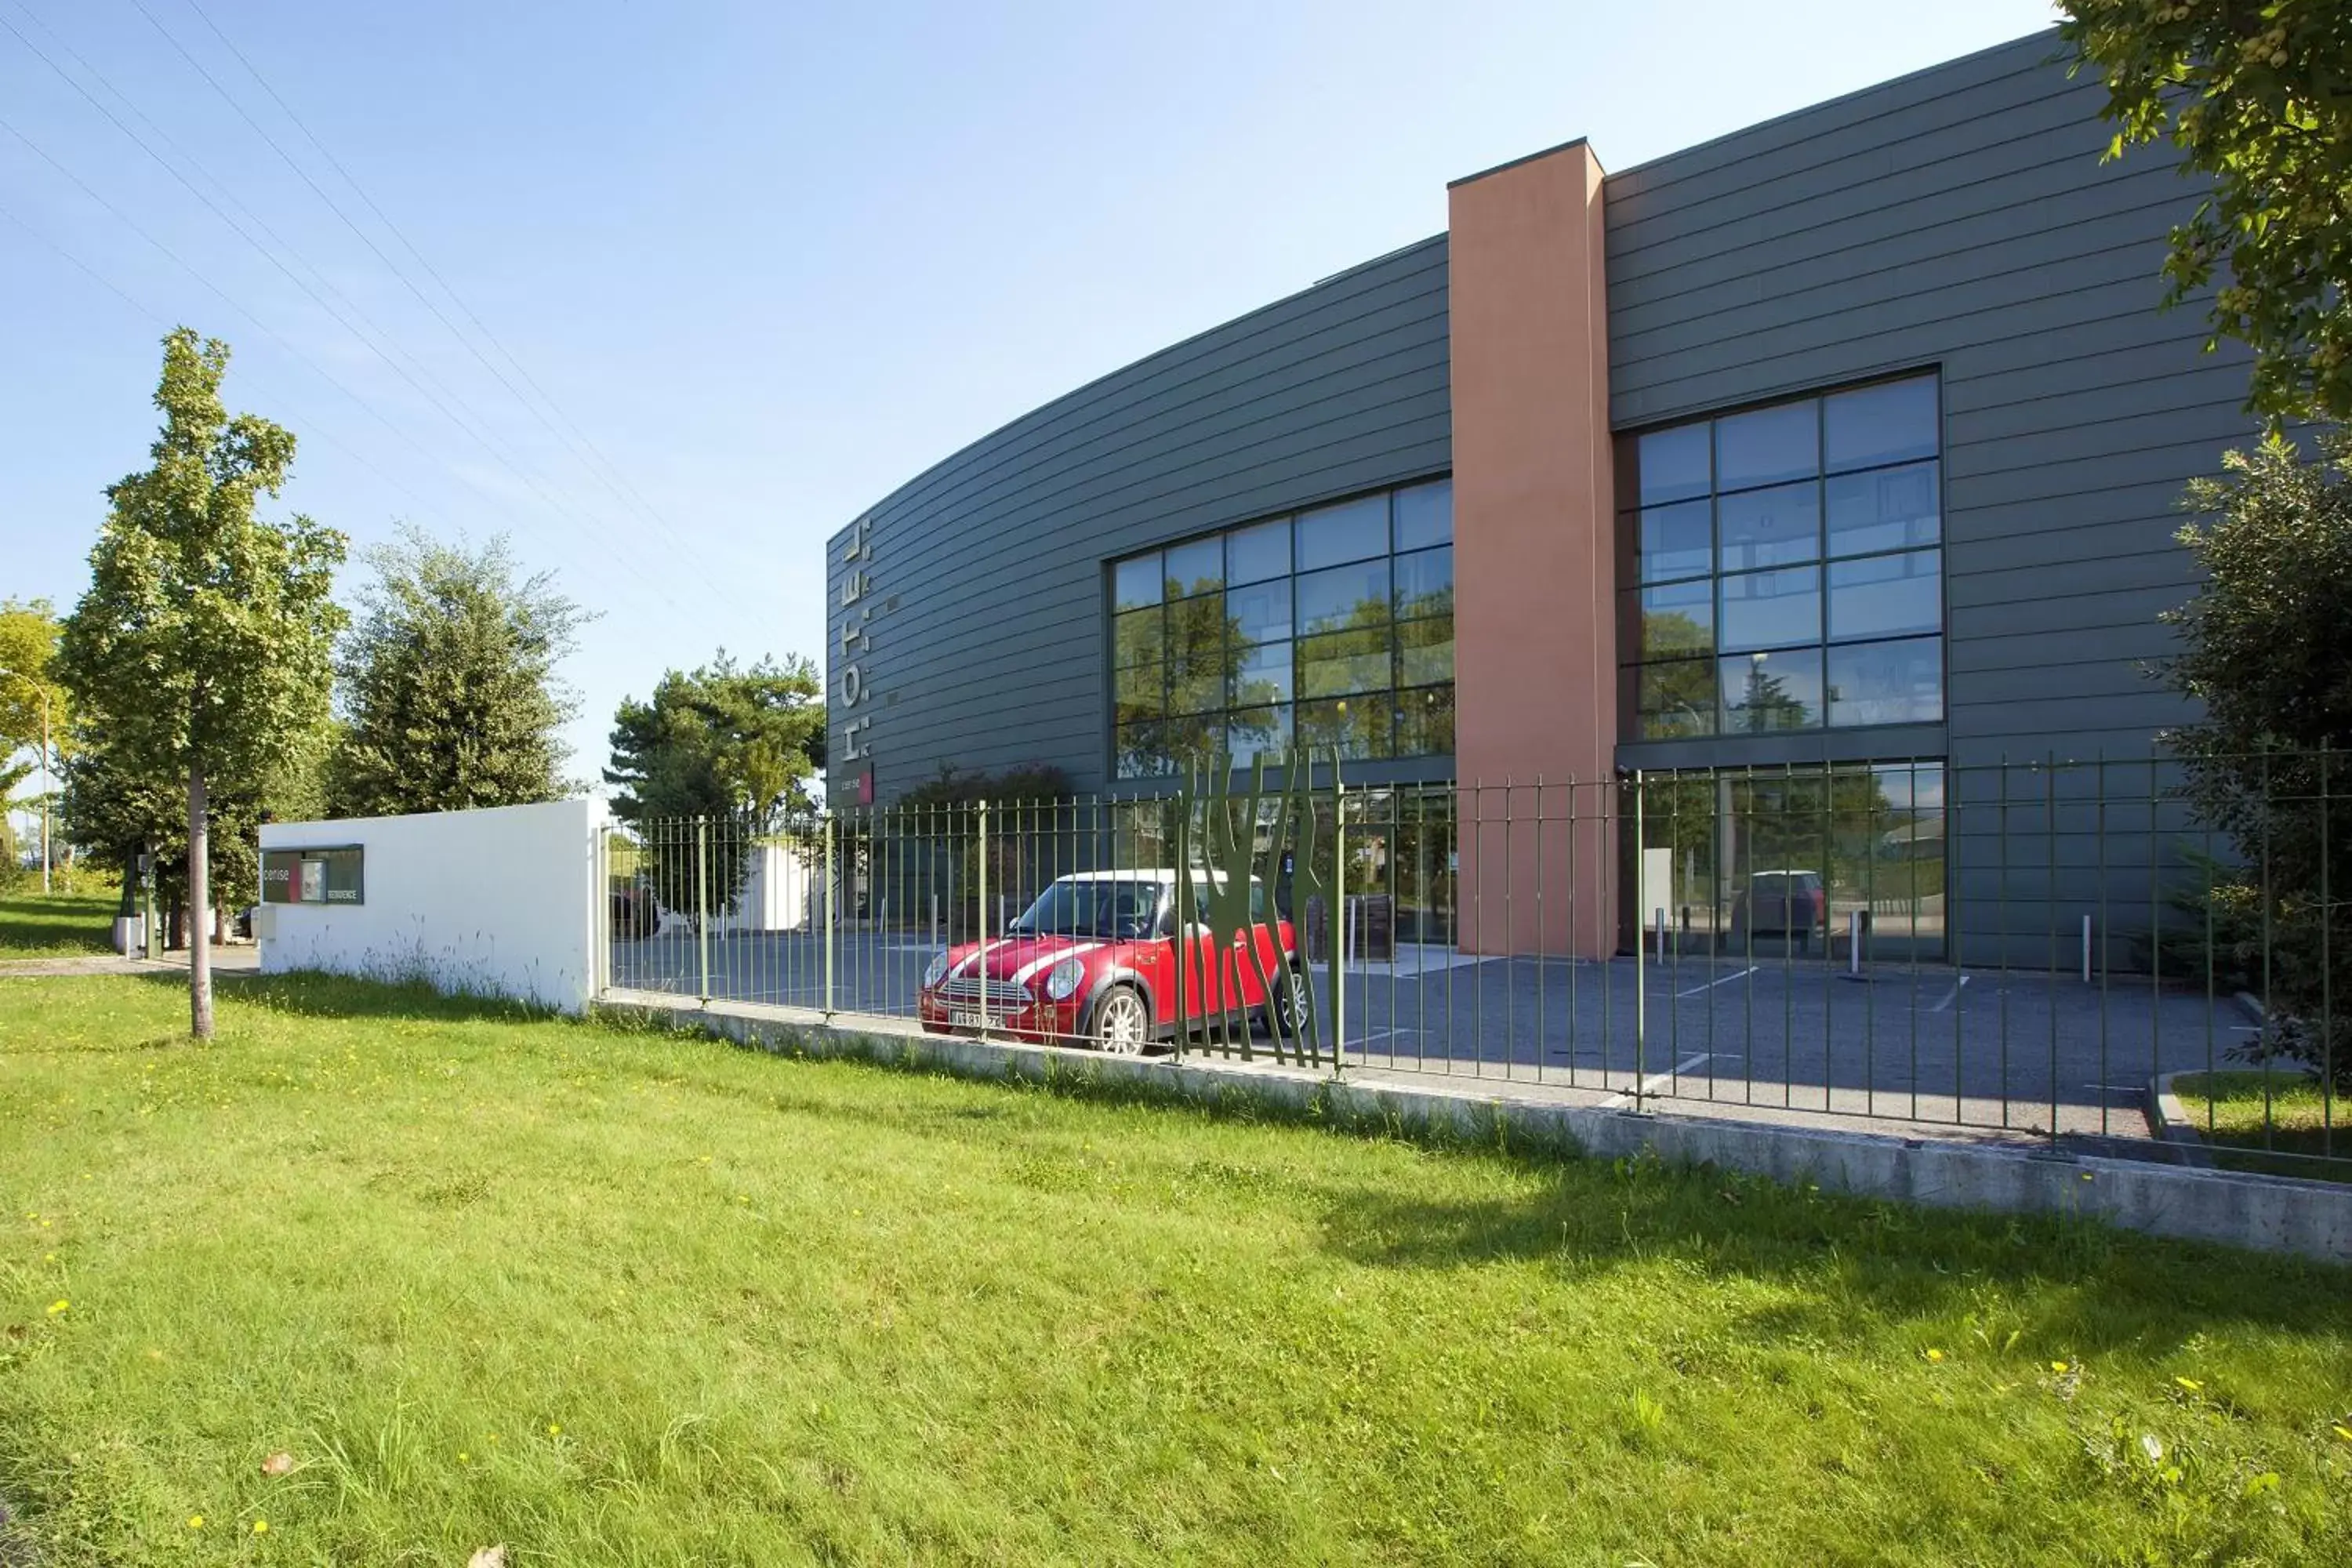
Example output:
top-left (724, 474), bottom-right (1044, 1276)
top-left (1087, 985), bottom-right (1151, 1054)
top-left (1266, 966), bottom-right (1310, 1040)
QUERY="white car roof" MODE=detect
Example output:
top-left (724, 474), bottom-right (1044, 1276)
top-left (1049, 869), bottom-right (1260, 885)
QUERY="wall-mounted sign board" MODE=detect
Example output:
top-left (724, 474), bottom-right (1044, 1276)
top-left (260, 845), bottom-right (365, 906)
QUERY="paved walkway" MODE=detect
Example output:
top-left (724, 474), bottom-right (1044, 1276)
top-left (0, 946), bottom-right (261, 978)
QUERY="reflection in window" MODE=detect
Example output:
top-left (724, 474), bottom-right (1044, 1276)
top-left (1636, 422), bottom-right (1711, 505)
top-left (1227, 704), bottom-right (1293, 766)
top-left (1226, 578), bottom-right (1293, 644)
top-left (1826, 637), bottom-right (1944, 728)
top-left (1638, 658), bottom-right (1717, 739)
top-left (1163, 537), bottom-right (1222, 597)
top-left (1225, 518), bottom-right (1290, 585)
top-left (1718, 482), bottom-right (1820, 572)
top-left (1722, 647), bottom-right (1822, 732)
top-left (1828, 550), bottom-right (1942, 641)
top-left (1632, 579), bottom-right (1711, 660)
top-left (1109, 477), bottom-right (1453, 777)
top-left (1715, 401), bottom-right (1817, 491)
top-left (1230, 639), bottom-right (1293, 706)
top-left (1398, 616), bottom-right (1454, 686)
top-left (1638, 499), bottom-right (1711, 583)
top-left (1296, 493), bottom-right (1388, 572)
top-left (1296, 559), bottom-right (1390, 636)
top-left (1393, 546), bottom-right (1454, 616)
top-left (1113, 555), bottom-right (1162, 612)
top-left (1826, 462), bottom-right (1939, 556)
top-left (1720, 568), bottom-right (1820, 653)
top-left (1622, 374), bottom-right (1942, 737)
top-left (1393, 479), bottom-right (1454, 552)
top-left (1395, 684), bottom-right (1455, 756)
top-left (1824, 377), bottom-right (1939, 472)
top-left (1298, 692), bottom-right (1391, 760)
top-left (1632, 759), bottom-right (1949, 961)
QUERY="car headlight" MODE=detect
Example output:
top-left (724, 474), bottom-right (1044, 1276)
top-left (1042, 956), bottom-right (1085, 1001)
top-left (923, 950), bottom-right (952, 989)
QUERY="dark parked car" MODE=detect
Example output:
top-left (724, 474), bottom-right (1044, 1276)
top-left (1729, 869), bottom-right (1828, 953)
top-left (611, 877), bottom-right (661, 940)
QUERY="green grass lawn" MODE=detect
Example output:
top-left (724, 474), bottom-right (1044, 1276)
top-left (0, 883), bottom-right (120, 959)
top-left (2172, 1069), bottom-right (2350, 1183)
top-left (4, 977), bottom-right (2350, 1567)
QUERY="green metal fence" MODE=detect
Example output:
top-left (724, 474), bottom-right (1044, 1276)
top-left (599, 750), bottom-right (2346, 1178)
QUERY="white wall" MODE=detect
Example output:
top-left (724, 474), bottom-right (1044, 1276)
top-left (256, 798), bottom-right (608, 1013)
top-left (706, 841), bottom-right (818, 935)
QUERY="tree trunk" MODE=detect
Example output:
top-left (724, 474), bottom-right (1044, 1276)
top-left (189, 761), bottom-right (212, 1040)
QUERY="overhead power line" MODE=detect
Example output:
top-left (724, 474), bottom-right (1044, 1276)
top-left (0, 111), bottom-right (668, 611)
top-left (150, 0), bottom-right (744, 608)
top-left (0, 194), bottom-right (466, 538)
top-left (20, 2), bottom-right (688, 606)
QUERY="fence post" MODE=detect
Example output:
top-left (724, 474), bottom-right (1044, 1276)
top-left (824, 809), bottom-right (837, 1018)
top-left (695, 815), bottom-right (711, 1005)
top-left (1333, 760), bottom-right (1347, 1074)
top-left (976, 799), bottom-right (990, 1040)
top-left (1634, 769), bottom-right (1648, 1103)
top-left (595, 822), bottom-right (610, 1000)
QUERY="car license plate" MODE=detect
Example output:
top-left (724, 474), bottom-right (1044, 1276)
top-left (949, 1009), bottom-right (997, 1029)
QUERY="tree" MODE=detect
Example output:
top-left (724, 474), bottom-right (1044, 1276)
top-left (326, 526), bottom-right (587, 818)
top-left (56, 328), bottom-right (347, 1038)
top-left (0, 597), bottom-right (71, 891)
top-left (604, 653), bottom-right (825, 918)
top-left (2159, 430), bottom-right (2352, 1085)
top-left (2060, 0), bottom-right (2352, 423)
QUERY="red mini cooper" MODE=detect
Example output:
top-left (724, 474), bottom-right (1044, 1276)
top-left (917, 870), bottom-right (1306, 1052)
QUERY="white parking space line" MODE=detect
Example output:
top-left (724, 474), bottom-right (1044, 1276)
top-left (1600, 1051), bottom-right (1713, 1109)
top-left (1930, 974), bottom-right (1973, 1012)
top-left (1677, 967), bottom-right (1755, 998)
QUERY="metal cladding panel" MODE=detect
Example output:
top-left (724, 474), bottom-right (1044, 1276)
top-left (826, 238), bottom-right (1451, 801)
top-left (1604, 27), bottom-right (2258, 763)
top-left (1602, 27), bottom-right (2263, 964)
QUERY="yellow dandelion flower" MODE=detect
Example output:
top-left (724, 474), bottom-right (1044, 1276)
top-left (188, 1515), bottom-right (204, 1530)
top-left (252, 1519), bottom-right (268, 1534)
top-left (2050, 1360), bottom-right (2069, 1374)
top-left (2174, 1377), bottom-right (2203, 1392)
top-left (459, 1452), bottom-right (470, 1463)
top-left (45, 1299), bottom-right (67, 1315)
top-left (547, 1423), bottom-right (561, 1436)
top-left (1925, 1348), bottom-right (1946, 1363)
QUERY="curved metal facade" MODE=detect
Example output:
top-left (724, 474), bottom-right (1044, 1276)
top-left (825, 236), bottom-right (1451, 803)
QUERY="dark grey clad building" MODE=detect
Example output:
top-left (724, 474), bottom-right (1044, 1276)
top-left (826, 29), bottom-right (2253, 962)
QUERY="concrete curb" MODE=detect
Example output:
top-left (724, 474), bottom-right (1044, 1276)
top-left (2147, 1070), bottom-right (2216, 1167)
top-left (606, 996), bottom-right (2352, 1267)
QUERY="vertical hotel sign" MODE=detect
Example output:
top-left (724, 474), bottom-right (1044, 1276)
top-left (834, 515), bottom-right (876, 804)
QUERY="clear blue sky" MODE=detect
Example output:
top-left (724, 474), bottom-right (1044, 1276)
top-left (0, 0), bottom-right (2060, 800)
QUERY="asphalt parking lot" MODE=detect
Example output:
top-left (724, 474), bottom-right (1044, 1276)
top-left (608, 929), bottom-right (2250, 1146)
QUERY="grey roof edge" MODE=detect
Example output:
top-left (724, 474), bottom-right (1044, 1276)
top-left (1446, 136), bottom-right (1599, 190)
top-left (1606, 26), bottom-right (2065, 187)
